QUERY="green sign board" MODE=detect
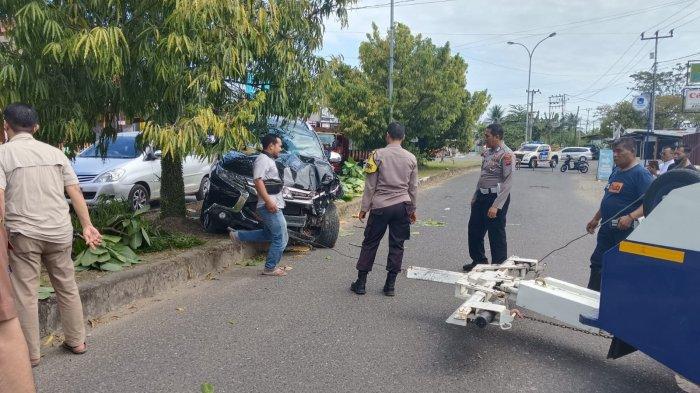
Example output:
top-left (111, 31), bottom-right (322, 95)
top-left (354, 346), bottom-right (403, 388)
top-left (690, 62), bottom-right (700, 85)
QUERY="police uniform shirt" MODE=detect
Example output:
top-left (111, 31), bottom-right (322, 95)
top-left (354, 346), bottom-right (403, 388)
top-left (360, 144), bottom-right (418, 213)
top-left (476, 142), bottom-right (514, 209)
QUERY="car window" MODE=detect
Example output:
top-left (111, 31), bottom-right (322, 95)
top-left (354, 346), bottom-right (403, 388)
top-left (562, 148), bottom-right (570, 152)
top-left (521, 145), bottom-right (537, 152)
top-left (271, 123), bottom-right (325, 159)
top-left (79, 135), bottom-right (142, 159)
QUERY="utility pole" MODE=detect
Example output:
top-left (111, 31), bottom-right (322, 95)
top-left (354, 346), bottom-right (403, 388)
top-left (584, 108), bottom-right (591, 134)
top-left (640, 29), bottom-right (673, 161)
top-left (575, 106), bottom-right (580, 146)
top-left (528, 89), bottom-right (540, 140)
top-left (388, 0), bottom-right (395, 122)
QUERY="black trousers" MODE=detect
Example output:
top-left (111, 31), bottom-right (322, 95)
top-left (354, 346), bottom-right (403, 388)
top-left (468, 194), bottom-right (510, 265)
top-left (356, 202), bottom-right (412, 274)
top-left (587, 224), bottom-right (633, 291)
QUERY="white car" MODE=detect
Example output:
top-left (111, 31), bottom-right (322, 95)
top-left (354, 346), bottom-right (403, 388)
top-left (558, 146), bottom-right (594, 161)
top-left (71, 132), bottom-right (212, 210)
top-left (513, 143), bottom-right (560, 168)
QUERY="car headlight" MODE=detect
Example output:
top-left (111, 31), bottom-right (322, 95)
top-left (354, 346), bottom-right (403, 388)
top-left (94, 168), bottom-right (126, 183)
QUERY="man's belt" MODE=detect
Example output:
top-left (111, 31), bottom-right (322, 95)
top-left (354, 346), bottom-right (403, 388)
top-left (479, 184), bottom-right (500, 194)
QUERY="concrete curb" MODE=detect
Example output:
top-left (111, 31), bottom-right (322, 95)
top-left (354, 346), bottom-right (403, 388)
top-left (38, 164), bottom-right (478, 336)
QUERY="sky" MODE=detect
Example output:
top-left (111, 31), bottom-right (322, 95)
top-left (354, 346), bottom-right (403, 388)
top-left (318, 0), bottom-right (700, 124)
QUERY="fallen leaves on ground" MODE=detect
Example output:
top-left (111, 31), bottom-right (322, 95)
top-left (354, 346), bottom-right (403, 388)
top-left (176, 307), bottom-right (185, 313)
top-left (416, 219), bottom-right (447, 227)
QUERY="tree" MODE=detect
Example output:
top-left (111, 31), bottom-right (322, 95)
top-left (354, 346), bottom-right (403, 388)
top-left (596, 101), bottom-right (646, 137)
top-left (0, 0), bottom-right (351, 217)
top-left (486, 104), bottom-right (504, 124)
top-left (629, 63), bottom-right (687, 96)
top-left (325, 23), bottom-right (489, 157)
top-left (500, 105), bottom-right (527, 149)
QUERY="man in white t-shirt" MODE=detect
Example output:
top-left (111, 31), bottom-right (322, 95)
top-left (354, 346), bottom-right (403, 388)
top-left (658, 147), bottom-right (675, 175)
top-left (229, 134), bottom-right (288, 276)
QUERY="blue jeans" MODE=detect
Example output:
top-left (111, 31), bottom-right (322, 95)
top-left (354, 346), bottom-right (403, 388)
top-left (237, 207), bottom-right (288, 270)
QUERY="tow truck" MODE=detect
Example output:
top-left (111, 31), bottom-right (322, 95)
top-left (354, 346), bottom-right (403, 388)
top-left (407, 169), bottom-right (700, 386)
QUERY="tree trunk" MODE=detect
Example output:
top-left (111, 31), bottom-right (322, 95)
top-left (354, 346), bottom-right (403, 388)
top-left (160, 153), bottom-right (187, 218)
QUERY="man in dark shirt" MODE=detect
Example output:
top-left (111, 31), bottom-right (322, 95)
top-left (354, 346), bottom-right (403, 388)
top-left (667, 145), bottom-right (697, 171)
top-left (586, 137), bottom-right (653, 291)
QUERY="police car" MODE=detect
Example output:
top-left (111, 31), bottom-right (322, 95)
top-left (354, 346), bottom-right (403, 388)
top-left (513, 143), bottom-right (559, 168)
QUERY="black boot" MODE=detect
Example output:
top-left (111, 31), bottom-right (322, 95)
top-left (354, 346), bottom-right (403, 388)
top-left (463, 260), bottom-right (487, 272)
top-left (383, 272), bottom-right (398, 296)
top-left (350, 271), bottom-right (368, 295)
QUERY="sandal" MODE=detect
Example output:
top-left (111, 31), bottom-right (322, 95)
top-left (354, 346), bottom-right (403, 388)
top-left (261, 267), bottom-right (287, 276)
top-left (62, 342), bottom-right (87, 355)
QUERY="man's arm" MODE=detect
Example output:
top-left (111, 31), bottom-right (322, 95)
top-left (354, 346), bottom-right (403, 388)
top-left (65, 185), bottom-right (101, 248)
top-left (489, 152), bottom-right (513, 218)
top-left (0, 189), bottom-right (5, 222)
top-left (253, 178), bottom-right (277, 213)
top-left (359, 151), bottom-right (380, 220)
top-left (587, 209), bottom-right (602, 234)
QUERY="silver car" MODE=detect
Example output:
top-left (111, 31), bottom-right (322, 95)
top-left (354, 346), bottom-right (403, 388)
top-left (558, 146), bottom-right (594, 161)
top-left (71, 132), bottom-right (212, 210)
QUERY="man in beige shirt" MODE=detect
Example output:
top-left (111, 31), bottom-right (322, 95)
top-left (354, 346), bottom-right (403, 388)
top-left (351, 122), bottom-right (418, 297)
top-left (0, 103), bottom-right (101, 367)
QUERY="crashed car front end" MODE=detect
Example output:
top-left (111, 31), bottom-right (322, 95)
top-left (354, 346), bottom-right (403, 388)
top-left (201, 152), bottom-right (342, 234)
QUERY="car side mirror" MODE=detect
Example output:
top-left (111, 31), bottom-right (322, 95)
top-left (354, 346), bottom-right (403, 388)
top-left (329, 151), bottom-right (342, 164)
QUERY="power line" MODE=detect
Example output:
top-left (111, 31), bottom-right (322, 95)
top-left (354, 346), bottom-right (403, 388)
top-left (658, 51), bottom-right (700, 63)
top-left (451, 0), bottom-right (692, 50)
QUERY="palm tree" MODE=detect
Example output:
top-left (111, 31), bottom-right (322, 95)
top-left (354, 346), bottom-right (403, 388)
top-left (487, 105), bottom-right (505, 124)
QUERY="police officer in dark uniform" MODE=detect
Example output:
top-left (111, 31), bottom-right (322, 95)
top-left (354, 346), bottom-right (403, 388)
top-left (463, 123), bottom-right (514, 271)
top-left (350, 122), bottom-right (418, 297)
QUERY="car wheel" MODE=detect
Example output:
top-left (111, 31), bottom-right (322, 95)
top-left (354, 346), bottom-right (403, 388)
top-left (128, 184), bottom-right (150, 211)
top-left (529, 158), bottom-right (536, 168)
top-left (196, 176), bottom-right (210, 201)
top-left (312, 203), bottom-right (340, 248)
top-left (643, 169), bottom-right (700, 215)
top-left (579, 156), bottom-right (588, 162)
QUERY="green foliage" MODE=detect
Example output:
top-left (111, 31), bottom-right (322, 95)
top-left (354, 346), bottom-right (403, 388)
top-left (325, 23), bottom-right (489, 155)
top-left (0, 0), bottom-right (354, 217)
top-left (596, 101), bottom-right (646, 137)
top-left (141, 229), bottom-right (204, 254)
top-left (38, 286), bottom-right (54, 300)
top-left (338, 157), bottom-right (365, 201)
top-left (71, 198), bottom-right (201, 271)
top-left (201, 383), bottom-right (214, 393)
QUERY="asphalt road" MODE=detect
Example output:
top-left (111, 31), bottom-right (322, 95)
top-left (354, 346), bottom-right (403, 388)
top-left (34, 162), bottom-right (681, 393)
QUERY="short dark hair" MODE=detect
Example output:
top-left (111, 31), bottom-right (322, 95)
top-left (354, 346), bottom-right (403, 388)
top-left (675, 144), bottom-right (690, 153)
top-left (3, 103), bottom-right (39, 132)
top-left (261, 133), bottom-right (280, 150)
top-left (485, 123), bottom-right (504, 139)
top-left (612, 137), bottom-right (636, 154)
top-left (647, 160), bottom-right (659, 170)
top-left (387, 122), bottom-right (405, 140)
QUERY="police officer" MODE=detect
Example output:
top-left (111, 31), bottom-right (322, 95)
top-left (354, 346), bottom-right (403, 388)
top-left (350, 122), bottom-right (418, 297)
top-left (463, 123), bottom-right (514, 271)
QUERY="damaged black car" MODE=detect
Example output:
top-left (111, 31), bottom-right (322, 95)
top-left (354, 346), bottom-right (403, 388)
top-left (200, 118), bottom-right (343, 248)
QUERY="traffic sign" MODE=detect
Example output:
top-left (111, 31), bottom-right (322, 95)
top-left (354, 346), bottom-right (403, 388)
top-left (683, 88), bottom-right (700, 113)
top-left (632, 95), bottom-right (649, 112)
top-left (689, 62), bottom-right (700, 85)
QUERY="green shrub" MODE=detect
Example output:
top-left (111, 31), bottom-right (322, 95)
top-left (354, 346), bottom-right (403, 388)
top-left (339, 157), bottom-right (365, 201)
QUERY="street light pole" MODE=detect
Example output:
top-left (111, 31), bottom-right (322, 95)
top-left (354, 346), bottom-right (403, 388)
top-left (508, 32), bottom-right (556, 143)
top-left (388, 0), bottom-right (395, 122)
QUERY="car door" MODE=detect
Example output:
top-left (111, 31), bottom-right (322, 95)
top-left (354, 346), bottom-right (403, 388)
top-left (182, 154), bottom-right (211, 193)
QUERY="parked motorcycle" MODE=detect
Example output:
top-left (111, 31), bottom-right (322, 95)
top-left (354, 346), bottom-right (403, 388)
top-left (560, 155), bottom-right (589, 173)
